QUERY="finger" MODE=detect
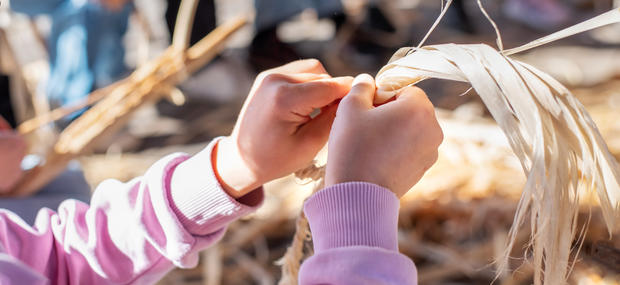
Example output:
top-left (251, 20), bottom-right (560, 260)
top-left (380, 86), bottom-right (432, 112)
top-left (282, 73), bottom-right (331, 83)
top-left (394, 86), bottom-right (428, 102)
top-left (295, 103), bottom-right (338, 143)
top-left (284, 76), bottom-right (354, 115)
top-left (342, 74), bottom-right (376, 110)
top-left (268, 59), bottom-right (327, 75)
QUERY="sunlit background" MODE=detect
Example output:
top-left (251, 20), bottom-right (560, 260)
top-left (1, 0), bottom-right (619, 284)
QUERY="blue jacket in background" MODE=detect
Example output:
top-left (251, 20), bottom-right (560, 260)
top-left (11, 0), bottom-right (132, 107)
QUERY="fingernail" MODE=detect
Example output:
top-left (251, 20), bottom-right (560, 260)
top-left (352, 73), bottom-right (374, 86)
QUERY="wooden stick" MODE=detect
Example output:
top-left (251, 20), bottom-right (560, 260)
top-left (16, 14), bottom-right (247, 136)
top-left (17, 80), bottom-right (126, 135)
top-left (6, 15), bottom-right (248, 197)
top-left (203, 246), bottom-right (223, 285)
top-left (171, 0), bottom-right (200, 51)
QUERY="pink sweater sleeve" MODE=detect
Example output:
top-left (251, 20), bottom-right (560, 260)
top-left (0, 139), bottom-right (263, 284)
top-left (299, 182), bottom-right (418, 285)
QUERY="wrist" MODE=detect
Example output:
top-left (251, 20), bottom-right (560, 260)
top-left (325, 167), bottom-right (389, 191)
top-left (213, 137), bottom-right (262, 198)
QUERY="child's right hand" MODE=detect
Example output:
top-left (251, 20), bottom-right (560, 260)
top-left (325, 74), bottom-right (443, 198)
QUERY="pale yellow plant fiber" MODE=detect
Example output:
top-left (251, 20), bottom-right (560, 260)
top-left (375, 8), bottom-right (620, 285)
top-left (279, 6), bottom-right (620, 285)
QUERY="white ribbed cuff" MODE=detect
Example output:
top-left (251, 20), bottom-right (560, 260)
top-left (169, 138), bottom-right (264, 236)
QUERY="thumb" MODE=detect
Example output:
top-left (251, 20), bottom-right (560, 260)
top-left (343, 74), bottom-right (376, 110)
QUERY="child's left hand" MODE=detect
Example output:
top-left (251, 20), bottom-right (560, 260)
top-left (215, 59), bottom-right (353, 197)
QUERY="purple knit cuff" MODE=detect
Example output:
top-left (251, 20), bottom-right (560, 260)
top-left (304, 182), bottom-right (400, 252)
top-left (169, 138), bottom-right (264, 236)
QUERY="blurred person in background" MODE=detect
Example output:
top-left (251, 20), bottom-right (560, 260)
top-left (10, 0), bottom-right (133, 119)
top-left (446, 0), bottom-right (570, 34)
top-left (0, 115), bottom-right (91, 224)
top-left (503, 0), bottom-right (570, 31)
top-left (250, 0), bottom-right (399, 71)
top-left (0, 0), bottom-right (126, 222)
top-left (251, 0), bottom-right (346, 70)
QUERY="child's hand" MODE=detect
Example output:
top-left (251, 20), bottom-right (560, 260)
top-left (0, 131), bottom-right (26, 193)
top-left (325, 74), bottom-right (443, 198)
top-left (216, 59), bottom-right (353, 197)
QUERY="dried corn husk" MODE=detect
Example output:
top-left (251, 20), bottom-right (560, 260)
top-left (375, 41), bottom-right (620, 285)
top-left (277, 8), bottom-right (620, 285)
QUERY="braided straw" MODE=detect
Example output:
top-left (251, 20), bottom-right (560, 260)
top-left (277, 163), bottom-right (324, 285)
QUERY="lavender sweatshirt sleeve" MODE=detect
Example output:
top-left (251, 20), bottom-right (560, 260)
top-left (0, 139), bottom-right (263, 284)
top-left (299, 182), bottom-right (418, 285)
